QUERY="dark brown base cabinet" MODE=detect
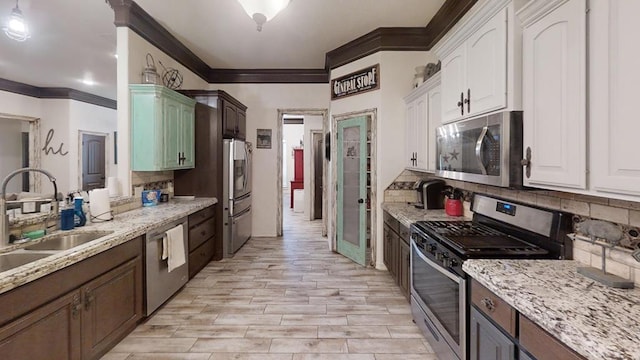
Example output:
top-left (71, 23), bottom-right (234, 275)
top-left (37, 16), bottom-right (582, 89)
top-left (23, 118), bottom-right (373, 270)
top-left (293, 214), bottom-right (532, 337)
top-left (188, 205), bottom-right (217, 278)
top-left (469, 279), bottom-right (586, 360)
top-left (469, 307), bottom-right (515, 360)
top-left (383, 211), bottom-right (410, 300)
top-left (0, 238), bottom-right (143, 360)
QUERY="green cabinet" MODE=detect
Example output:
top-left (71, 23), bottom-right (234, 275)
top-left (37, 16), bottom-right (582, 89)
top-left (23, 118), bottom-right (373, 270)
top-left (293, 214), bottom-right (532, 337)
top-left (130, 84), bottom-right (196, 171)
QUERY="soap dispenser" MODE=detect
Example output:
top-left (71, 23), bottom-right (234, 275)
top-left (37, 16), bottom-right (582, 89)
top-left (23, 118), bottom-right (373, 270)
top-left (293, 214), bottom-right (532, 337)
top-left (73, 196), bottom-right (87, 227)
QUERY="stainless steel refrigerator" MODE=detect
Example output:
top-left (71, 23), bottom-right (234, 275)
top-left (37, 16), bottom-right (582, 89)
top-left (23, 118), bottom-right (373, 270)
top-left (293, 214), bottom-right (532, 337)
top-left (223, 139), bottom-right (252, 256)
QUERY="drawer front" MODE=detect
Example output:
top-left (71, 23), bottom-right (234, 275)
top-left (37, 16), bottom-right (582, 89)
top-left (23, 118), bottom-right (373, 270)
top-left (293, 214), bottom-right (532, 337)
top-left (188, 218), bottom-right (215, 251)
top-left (382, 211), bottom-right (400, 234)
top-left (188, 206), bottom-right (215, 227)
top-left (519, 315), bottom-right (585, 360)
top-left (471, 280), bottom-right (516, 337)
top-left (188, 239), bottom-right (215, 279)
top-left (399, 223), bottom-right (410, 245)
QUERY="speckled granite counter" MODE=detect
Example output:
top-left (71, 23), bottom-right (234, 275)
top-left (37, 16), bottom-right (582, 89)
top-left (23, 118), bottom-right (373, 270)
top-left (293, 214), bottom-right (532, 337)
top-left (0, 198), bottom-right (217, 295)
top-left (381, 202), bottom-right (470, 228)
top-left (463, 259), bottom-right (640, 360)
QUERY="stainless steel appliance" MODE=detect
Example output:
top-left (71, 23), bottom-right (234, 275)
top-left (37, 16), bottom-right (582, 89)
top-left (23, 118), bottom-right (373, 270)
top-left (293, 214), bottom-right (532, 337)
top-left (410, 194), bottom-right (571, 360)
top-left (223, 139), bottom-right (252, 256)
top-left (145, 217), bottom-right (189, 315)
top-left (436, 111), bottom-right (523, 188)
top-left (414, 179), bottom-right (446, 209)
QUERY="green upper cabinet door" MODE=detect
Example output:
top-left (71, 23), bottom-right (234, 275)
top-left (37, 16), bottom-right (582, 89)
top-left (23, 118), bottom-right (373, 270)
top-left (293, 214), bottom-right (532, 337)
top-left (130, 85), bottom-right (196, 171)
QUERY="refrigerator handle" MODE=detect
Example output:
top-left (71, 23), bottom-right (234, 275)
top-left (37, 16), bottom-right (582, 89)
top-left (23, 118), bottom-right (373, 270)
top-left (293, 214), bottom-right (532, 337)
top-left (243, 144), bottom-right (250, 192)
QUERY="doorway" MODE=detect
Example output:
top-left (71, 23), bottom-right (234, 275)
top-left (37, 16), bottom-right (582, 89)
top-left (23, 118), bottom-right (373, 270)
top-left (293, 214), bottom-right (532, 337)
top-left (276, 109), bottom-right (329, 238)
top-left (311, 130), bottom-right (323, 220)
top-left (331, 109), bottom-right (377, 267)
top-left (80, 132), bottom-right (107, 191)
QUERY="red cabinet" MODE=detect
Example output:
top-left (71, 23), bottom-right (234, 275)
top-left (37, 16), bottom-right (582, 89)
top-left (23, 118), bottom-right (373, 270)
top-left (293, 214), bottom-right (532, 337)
top-left (290, 148), bottom-right (304, 208)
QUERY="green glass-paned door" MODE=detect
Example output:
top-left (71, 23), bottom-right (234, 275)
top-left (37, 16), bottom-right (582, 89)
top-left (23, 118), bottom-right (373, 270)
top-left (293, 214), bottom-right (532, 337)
top-left (336, 116), bottom-right (368, 266)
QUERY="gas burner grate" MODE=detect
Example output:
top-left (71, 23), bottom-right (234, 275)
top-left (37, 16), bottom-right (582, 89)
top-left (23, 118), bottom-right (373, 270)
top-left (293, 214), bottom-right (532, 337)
top-left (418, 221), bottom-right (506, 237)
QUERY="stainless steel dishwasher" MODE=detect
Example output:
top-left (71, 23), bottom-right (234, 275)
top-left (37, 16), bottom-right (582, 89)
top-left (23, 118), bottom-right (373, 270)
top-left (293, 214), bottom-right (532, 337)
top-left (145, 217), bottom-right (189, 315)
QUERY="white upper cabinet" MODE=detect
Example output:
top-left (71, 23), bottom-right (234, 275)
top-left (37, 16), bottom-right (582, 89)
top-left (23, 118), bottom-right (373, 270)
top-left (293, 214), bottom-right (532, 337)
top-left (404, 73), bottom-right (441, 172)
top-left (466, 9), bottom-right (507, 117)
top-left (589, 0), bottom-right (640, 197)
top-left (441, 46), bottom-right (467, 122)
top-left (519, 0), bottom-right (586, 190)
top-left (427, 79), bottom-right (442, 172)
top-left (437, 3), bottom-right (512, 124)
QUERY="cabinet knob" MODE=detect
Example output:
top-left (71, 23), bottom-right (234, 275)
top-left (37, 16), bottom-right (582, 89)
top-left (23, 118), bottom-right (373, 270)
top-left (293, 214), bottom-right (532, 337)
top-left (481, 297), bottom-right (495, 312)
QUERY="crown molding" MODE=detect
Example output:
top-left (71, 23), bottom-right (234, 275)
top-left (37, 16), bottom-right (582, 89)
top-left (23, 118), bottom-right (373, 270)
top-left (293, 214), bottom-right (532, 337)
top-left (0, 78), bottom-right (117, 109)
top-left (106, 0), bottom-right (210, 80)
top-left (325, 27), bottom-right (430, 70)
top-left (209, 69), bottom-right (329, 83)
top-left (106, 0), bottom-right (475, 83)
top-left (431, 0), bottom-right (513, 58)
top-left (424, 0), bottom-right (478, 48)
top-left (517, 0), bottom-right (569, 27)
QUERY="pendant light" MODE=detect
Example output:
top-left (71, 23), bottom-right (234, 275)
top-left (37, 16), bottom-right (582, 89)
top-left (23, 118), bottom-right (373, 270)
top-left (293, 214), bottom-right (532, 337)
top-left (237, 0), bottom-right (291, 32)
top-left (3, 0), bottom-right (30, 42)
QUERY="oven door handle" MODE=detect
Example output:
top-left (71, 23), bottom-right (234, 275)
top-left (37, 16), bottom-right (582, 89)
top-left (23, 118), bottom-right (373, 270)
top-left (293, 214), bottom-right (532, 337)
top-left (411, 241), bottom-right (462, 284)
top-left (475, 126), bottom-right (488, 175)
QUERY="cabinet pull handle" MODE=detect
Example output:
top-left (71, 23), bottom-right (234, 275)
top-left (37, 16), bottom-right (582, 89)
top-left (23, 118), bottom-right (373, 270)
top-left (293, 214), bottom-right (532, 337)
top-left (521, 147), bottom-right (532, 179)
top-left (84, 289), bottom-right (94, 311)
top-left (464, 88), bottom-right (471, 113)
top-left (72, 294), bottom-right (81, 319)
top-left (481, 297), bottom-right (495, 312)
top-left (457, 92), bottom-right (464, 116)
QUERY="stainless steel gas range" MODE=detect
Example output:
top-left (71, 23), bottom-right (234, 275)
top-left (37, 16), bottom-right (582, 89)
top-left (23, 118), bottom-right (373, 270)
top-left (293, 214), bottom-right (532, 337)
top-left (410, 194), bottom-right (572, 360)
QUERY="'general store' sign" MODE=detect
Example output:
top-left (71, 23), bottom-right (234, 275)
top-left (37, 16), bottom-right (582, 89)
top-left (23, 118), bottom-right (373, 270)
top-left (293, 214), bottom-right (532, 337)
top-left (331, 64), bottom-right (380, 100)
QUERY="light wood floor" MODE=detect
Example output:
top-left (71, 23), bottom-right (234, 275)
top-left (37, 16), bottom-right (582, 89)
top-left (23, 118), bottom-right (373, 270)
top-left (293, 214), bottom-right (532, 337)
top-left (102, 198), bottom-right (436, 360)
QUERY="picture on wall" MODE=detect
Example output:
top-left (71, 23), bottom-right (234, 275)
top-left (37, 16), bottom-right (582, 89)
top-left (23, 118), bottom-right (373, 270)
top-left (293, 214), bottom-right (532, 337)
top-left (256, 129), bottom-right (272, 149)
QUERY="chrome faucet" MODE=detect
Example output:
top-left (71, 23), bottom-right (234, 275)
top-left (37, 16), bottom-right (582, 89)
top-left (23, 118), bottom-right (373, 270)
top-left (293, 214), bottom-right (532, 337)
top-left (1, 168), bottom-right (59, 246)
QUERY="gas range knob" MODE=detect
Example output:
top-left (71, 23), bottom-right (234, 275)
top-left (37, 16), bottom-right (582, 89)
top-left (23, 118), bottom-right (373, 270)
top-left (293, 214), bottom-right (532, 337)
top-left (435, 252), bottom-right (444, 261)
top-left (427, 244), bottom-right (437, 253)
top-left (442, 257), bottom-right (458, 268)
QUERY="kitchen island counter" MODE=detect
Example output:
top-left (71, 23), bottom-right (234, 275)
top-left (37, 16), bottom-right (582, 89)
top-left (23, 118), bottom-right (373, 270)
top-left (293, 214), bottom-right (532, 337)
top-left (464, 259), bottom-right (640, 360)
top-left (0, 197), bottom-right (217, 295)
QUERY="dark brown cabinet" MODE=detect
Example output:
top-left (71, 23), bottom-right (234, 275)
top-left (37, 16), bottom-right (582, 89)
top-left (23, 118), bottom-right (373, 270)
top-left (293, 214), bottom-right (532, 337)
top-left (0, 238), bottom-right (143, 360)
top-left (382, 211), bottom-right (410, 301)
top-left (176, 90), bottom-right (246, 261)
top-left (222, 99), bottom-right (246, 140)
top-left (188, 205), bottom-right (217, 278)
top-left (81, 258), bottom-right (141, 359)
top-left (0, 290), bottom-right (82, 360)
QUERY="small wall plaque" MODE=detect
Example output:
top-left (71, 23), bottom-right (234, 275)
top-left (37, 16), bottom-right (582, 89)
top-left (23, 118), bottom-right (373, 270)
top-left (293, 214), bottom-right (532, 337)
top-left (256, 129), bottom-right (272, 149)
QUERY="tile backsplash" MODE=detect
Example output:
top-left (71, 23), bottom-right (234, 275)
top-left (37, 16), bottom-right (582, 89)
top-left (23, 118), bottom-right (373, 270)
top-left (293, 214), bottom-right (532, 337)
top-left (385, 169), bottom-right (640, 284)
top-left (131, 171), bottom-right (173, 193)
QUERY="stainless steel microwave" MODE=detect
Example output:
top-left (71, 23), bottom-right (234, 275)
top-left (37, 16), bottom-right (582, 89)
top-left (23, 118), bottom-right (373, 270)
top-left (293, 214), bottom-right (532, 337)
top-left (436, 111), bottom-right (523, 188)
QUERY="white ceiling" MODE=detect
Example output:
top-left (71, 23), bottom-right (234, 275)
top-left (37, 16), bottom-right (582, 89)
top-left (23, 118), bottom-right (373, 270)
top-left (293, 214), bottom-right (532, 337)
top-left (0, 0), bottom-right (445, 100)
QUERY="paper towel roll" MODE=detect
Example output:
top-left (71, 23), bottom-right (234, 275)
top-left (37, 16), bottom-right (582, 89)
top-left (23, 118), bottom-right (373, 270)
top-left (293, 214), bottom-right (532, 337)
top-left (89, 188), bottom-right (113, 222)
top-left (107, 177), bottom-right (119, 197)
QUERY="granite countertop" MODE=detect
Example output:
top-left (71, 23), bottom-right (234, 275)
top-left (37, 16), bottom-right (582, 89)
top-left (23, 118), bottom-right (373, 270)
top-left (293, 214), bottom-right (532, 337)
top-left (0, 197), bottom-right (217, 295)
top-left (381, 202), bottom-right (470, 228)
top-left (463, 259), bottom-right (640, 360)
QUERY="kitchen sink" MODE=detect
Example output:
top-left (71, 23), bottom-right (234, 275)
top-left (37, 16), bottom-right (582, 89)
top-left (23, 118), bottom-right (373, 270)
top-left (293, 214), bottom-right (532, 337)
top-left (24, 231), bottom-right (114, 251)
top-left (0, 253), bottom-right (53, 272)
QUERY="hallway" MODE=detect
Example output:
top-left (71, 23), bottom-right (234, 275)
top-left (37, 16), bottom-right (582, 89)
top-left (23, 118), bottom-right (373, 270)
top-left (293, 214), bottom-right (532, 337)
top-left (102, 199), bottom-right (436, 359)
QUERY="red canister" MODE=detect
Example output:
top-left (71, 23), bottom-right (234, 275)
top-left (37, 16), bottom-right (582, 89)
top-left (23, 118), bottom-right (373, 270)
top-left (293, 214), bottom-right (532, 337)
top-left (445, 198), bottom-right (463, 217)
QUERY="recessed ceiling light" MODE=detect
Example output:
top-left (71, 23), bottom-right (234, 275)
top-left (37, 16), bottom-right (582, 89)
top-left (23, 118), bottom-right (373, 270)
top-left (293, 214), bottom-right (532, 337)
top-left (113, 53), bottom-right (118, 59)
top-left (82, 79), bottom-right (95, 86)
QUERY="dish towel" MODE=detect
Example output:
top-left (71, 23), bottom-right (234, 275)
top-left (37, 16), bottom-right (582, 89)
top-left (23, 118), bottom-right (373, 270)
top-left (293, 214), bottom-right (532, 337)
top-left (163, 224), bottom-right (186, 272)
